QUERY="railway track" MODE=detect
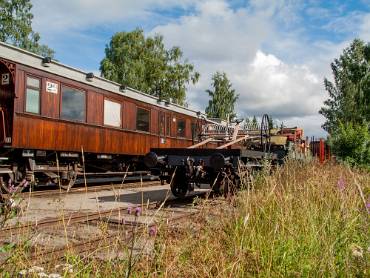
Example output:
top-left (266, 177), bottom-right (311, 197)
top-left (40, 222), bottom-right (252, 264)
top-left (17, 180), bottom-right (161, 198)
top-left (0, 191), bottom-right (213, 266)
top-left (0, 201), bottom-right (158, 238)
top-left (31, 196), bottom-right (203, 264)
top-left (2, 179), bottom-right (161, 200)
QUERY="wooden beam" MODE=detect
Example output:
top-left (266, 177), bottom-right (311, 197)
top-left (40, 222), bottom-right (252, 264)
top-left (216, 135), bottom-right (256, 149)
top-left (187, 137), bottom-right (214, 149)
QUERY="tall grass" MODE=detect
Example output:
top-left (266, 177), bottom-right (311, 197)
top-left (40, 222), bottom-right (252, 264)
top-left (150, 161), bottom-right (369, 277)
top-left (1, 160), bottom-right (368, 277)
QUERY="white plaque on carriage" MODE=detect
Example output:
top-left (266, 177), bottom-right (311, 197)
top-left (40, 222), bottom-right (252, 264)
top-left (1, 73), bottom-right (10, 85)
top-left (46, 81), bottom-right (58, 94)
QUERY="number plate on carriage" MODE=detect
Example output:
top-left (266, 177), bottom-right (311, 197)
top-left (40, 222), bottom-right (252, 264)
top-left (1, 73), bottom-right (9, 85)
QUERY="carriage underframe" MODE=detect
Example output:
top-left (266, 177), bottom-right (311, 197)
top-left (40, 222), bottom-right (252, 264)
top-left (144, 114), bottom-right (280, 198)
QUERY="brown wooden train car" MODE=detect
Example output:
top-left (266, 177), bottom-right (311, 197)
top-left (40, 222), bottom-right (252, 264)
top-left (0, 42), bottom-right (205, 190)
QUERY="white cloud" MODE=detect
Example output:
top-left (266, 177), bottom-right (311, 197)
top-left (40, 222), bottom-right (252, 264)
top-left (323, 11), bottom-right (368, 34)
top-left (151, 1), bottom-right (331, 136)
top-left (360, 13), bottom-right (370, 39)
top-left (29, 0), bottom-right (369, 137)
top-left (236, 50), bottom-right (324, 118)
top-left (282, 114), bottom-right (328, 138)
top-left (151, 1), bottom-right (271, 62)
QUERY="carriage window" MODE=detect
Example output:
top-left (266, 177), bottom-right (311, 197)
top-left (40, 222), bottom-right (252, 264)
top-left (104, 99), bottom-right (121, 127)
top-left (25, 76), bottom-right (41, 114)
top-left (61, 86), bottom-right (85, 122)
top-left (166, 115), bottom-right (171, 136)
top-left (136, 108), bottom-right (150, 132)
top-left (177, 119), bottom-right (186, 137)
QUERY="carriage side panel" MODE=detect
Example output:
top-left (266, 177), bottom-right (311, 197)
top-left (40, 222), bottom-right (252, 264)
top-left (87, 91), bottom-right (103, 126)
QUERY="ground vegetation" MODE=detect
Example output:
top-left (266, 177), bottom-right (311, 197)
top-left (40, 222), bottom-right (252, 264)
top-left (1, 161), bottom-right (368, 277)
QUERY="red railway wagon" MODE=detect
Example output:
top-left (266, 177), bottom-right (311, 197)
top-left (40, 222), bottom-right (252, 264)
top-left (0, 42), bottom-right (206, 190)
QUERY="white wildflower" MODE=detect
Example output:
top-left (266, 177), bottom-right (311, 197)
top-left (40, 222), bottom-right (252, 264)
top-left (18, 269), bottom-right (28, 277)
top-left (48, 274), bottom-right (62, 278)
top-left (29, 266), bottom-right (44, 273)
top-left (351, 244), bottom-right (363, 258)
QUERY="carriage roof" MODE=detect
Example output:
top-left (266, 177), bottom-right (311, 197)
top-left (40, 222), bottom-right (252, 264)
top-left (0, 41), bottom-right (203, 118)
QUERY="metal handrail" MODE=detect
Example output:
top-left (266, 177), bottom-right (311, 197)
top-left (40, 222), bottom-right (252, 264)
top-left (0, 107), bottom-right (6, 143)
top-left (201, 120), bottom-right (261, 137)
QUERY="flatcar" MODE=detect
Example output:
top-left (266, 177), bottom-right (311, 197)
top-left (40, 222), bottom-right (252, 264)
top-left (143, 117), bottom-right (311, 197)
top-left (0, 42), bottom-right (208, 191)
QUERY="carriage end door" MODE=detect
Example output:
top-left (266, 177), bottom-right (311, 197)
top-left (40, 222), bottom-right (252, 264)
top-left (0, 61), bottom-right (15, 145)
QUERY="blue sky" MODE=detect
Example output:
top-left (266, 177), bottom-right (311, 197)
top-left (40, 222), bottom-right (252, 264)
top-left (30, 0), bottom-right (370, 137)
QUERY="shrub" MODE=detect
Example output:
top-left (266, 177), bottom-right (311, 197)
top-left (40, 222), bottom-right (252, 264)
top-left (329, 122), bottom-right (370, 169)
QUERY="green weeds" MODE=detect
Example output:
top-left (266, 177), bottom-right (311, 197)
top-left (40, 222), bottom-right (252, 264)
top-left (0, 160), bottom-right (368, 277)
top-left (151, 161), bottom-right (369, 277)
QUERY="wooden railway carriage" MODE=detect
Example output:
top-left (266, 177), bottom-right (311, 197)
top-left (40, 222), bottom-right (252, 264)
top-left (0, 42), bottom-right (204, 190)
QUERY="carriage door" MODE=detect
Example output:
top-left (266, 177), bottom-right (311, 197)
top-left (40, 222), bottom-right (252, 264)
top-left (0, 61), bottom-right (14, 145)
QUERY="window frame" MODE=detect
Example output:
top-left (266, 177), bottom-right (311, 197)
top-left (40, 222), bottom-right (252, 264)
top-left (176, 118), bottom-right (186, 138)
top-left (24, 74), bottom-right (41, 115)
top-left (166, 114), bottom-right (171, 137)
top-left (103, 97), bottom-right (122, 128)
top-left (60, 84), bottom-right (87, 123)
top-left (136, 107), bottom-right (151, 133)
top-left (159, 112), bottom-right (165, 136)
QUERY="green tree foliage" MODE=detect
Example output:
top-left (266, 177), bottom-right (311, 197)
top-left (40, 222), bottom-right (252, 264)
top-left (100, 29), bottom-right (199, 105)
top-left (329, 122), bottom-right (370, 168)
top-left (0, 0), bottom-right (54, 57)
top-left (320, 39), bottom-right (370, 167)
top-left (268, 116), bottom-right (274, 129)
top-left (252, 115), bottom-right (258, 127)
top-left (205, 72), bottom-right (238, 120)
top-left (319, 39), bottom-right (369, 133)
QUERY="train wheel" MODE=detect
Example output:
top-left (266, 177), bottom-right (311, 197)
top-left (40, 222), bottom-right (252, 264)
top-left (170, 183), bottom-right (187, 198)
top-left (170, 171), bottom-right (188, 198)
top-left (210, 173), bottom-right (222, 195)
top-left (60, 172), bottom-right (77, 192)
top-left (212, 169), bottom-right (240, 197)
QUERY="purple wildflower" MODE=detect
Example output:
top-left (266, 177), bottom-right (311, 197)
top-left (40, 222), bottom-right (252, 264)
top-left (135, 207), bottom-right (142, 216)
top-left (19, 179), bottom-right (28, 188)
top-left (127, 207), bottom-right (132, 214)
top-left (366, 203), bottom-right (370, 209)
top-left (149, 226), bottom-right (157, 237)
top-left (337, 177), bottom-right (346, 191)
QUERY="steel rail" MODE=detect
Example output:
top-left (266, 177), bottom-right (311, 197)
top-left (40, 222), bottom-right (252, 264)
top-left (30, 198), bottom-right (204, 264)
top-left (0, 201), bottom-right (159, 239)
top-left (4, 180), bottom-right (161, 199)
